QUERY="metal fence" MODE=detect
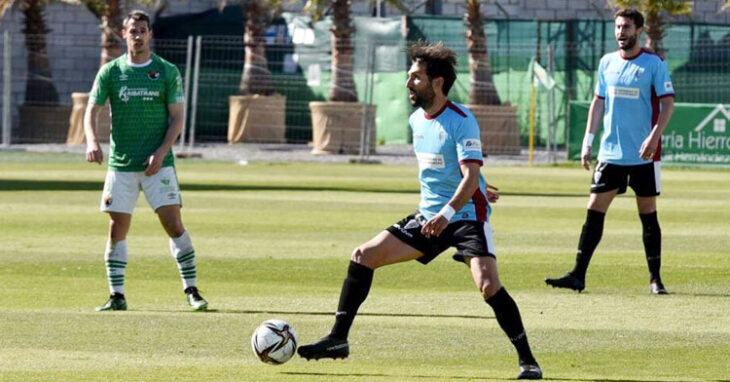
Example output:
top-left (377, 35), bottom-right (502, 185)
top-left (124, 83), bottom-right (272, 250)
top-left (2, 26), bottom-right (730, 160)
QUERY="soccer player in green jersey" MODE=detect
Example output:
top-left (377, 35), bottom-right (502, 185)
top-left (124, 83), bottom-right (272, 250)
top-left (84, 10), bottom-right (207, 311)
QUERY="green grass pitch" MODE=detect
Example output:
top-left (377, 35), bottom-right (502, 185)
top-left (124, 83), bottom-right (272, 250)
top-left (0, 152), bottom-right (728, 381)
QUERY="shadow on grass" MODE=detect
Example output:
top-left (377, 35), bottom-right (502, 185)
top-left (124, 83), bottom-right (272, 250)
top-left (0, 179), bottom-right (415, 194)
top-left (0, 179), bottom-right (584, 197)
top-left (281, 372), bottom-right (715, 382)
top-left (668, 292), bottom-right (730, 298)
top-left (146, 308), bottom-right (492, 320)
top-left (282, 371), bottom-right (510, 380)
top-left (543, 379), bottom-right (730, 382)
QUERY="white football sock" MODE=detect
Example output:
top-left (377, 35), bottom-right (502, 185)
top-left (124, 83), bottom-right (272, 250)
top-left (170, 231), bottom-right (197, 290)
top-left (105, 240), bottom-right (128, 295)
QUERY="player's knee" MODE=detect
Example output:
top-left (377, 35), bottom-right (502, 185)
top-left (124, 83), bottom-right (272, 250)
top-left (351, 246), bottom-right (381, 268)
top-left (162, 220), bottom-right (185, 238)
top-left (350, 246), bottom-right (366, 263)
top-left (169, 226), bottom-right (186, 238)
top-left (477, 278), bottom-right (502, 299)
top-left (108, 221), bottom-right (127, 242)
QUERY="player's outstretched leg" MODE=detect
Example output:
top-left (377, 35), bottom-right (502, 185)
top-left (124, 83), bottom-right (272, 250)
top-left (473, 256), bottom-right (541, 379)
top-left (640, 212), bottom-right (667, 295)
top-left (545, 210), bottom-right (605, 292)
top-left (486, 287), bottom-right (542, 380)
top-left (97, 240), bottom-right (128, 311)
top-left (298, 261), bottom-right (373, 360)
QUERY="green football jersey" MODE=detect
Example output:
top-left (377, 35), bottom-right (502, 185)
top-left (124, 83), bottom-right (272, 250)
top-left (90, 53), bottom-right (184, 172)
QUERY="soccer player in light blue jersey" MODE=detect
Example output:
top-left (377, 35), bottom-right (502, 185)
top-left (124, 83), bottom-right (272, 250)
top-left (546, 9), bottom-right (675, 295)
top-left (298, 42), bottom-right (542, 380)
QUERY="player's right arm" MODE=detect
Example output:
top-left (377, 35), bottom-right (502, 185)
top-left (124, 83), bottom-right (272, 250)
top-left (583, 57), bottom-right (607, 170)
top-left (583, 97), bottom-right (604, 170)
top-left (84, 103), bottom-right (104, 164)
top-left (84, 66), bottom-right (111, 164)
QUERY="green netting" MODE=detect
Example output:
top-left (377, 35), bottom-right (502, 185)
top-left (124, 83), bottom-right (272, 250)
top-left (157, 9), bottom-right (730, 144)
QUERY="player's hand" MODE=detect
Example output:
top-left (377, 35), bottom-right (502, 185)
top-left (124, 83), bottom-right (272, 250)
top-left (486, 183), bottom-right (499, 203)
top-left (86, 141), bottom-right (103, 164)
top-left (144, 149), bottom-right (165, 176)
top-left (421, 215), bottom-right (449, 238)
top-left (581, 145), bottom-right (592, 170)
top-left (639, 133), bottom-right (660, 161)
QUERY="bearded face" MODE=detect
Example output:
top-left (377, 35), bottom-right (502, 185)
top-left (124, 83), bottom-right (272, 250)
top-left (406, 62), bottom-right (437, 109)
top-left (615, 16), bottom-right (641, 52)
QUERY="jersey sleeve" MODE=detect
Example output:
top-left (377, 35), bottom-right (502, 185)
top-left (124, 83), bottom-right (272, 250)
top-left (89, 65), bottom-right (110, 105)
top-left (594, 57), bottom-right (607, 99)
top-left (166, 65), bottom-right (185, 105)
top-left (454, 115), bottom-right (484, 165)
top-left (652, 59), bottom-right (675, 98)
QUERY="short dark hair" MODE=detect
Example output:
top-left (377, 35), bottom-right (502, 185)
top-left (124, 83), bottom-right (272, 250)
top-left (408, 41), bottom-right (457, 96)
top-left (614, 8), bottom-right (644, 29)
top-left (123, 10), bottom-right (151, 29)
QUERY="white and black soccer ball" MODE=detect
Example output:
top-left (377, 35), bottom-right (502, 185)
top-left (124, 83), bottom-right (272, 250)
top-left (251, 319), bottom-right (298, 364)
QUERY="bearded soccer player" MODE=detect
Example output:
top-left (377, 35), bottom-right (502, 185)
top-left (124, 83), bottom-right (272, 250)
top-left (545, 9), bottom-right (675, 294)
top-left (84, 10), bottom-right (208, 311)
top-left (297, 42), bottom-right (542, 380)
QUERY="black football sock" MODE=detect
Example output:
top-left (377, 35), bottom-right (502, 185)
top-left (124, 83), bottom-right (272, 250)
top-left (570, 209), bottom-right (606, 281)
top-left (640, 211), bottom-right (662, 282)
top-left (486, 288), bottom-right (537, 366)
top-left (329, 261), bottom-right (374, 340)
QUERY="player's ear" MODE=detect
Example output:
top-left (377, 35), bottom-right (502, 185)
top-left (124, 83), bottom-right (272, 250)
top-left (432, 76), bottom-right (444, 94)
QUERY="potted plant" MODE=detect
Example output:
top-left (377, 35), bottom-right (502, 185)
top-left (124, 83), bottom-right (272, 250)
top-left (463, 0), bottom-right (519, 155)
top-left (2, 0), bottom-right (71, 142)
top-left (305, 0), bottom-right (376, 154)
top-left (223, 0), bottom-right (287, 144)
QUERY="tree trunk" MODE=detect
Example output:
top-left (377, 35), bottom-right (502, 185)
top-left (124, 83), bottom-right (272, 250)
top-left (240, 0), bottom-right (275, 95)
top-left (21, 0), bottom-right (59, 105)
top-left (329, 0), bottom-right (358, 102)
top-left (464, 0), bottom-right (500, 105)
top-left (643, 9), bottom-right (665, 57)
top-left (100, 0), bottom-right (123, 66)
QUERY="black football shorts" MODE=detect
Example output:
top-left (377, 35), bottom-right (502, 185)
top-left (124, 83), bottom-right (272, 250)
top-left (591, 161), bottom-right (661, 196)
top-left (386, 211), bottom-right (496, 265)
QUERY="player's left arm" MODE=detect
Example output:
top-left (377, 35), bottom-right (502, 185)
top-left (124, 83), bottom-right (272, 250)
top-left (639, 60), bottom-right (676, 160)
top-left (421, 162), bottom-right (481, 238)
top-left (145, 65), bottom-right (185, 176)
top-left (145, 102), bottom-right (184, 176)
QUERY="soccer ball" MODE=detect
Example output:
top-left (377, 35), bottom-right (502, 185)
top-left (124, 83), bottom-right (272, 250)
top-left (251, 319), bottom-right (298, 364)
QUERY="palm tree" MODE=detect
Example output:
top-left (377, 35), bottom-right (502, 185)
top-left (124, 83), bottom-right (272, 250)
top-left (79, 0), bottom-right (162, 67)
top-left (78, 0), bottom-right (124, 66)
top-left (305, 0), bottom-right (407, 102)
top-left (464, 0), bottom-right (500, 105)
top-left (610, 0), bottom-right (692, 57)
top-left (220, 0), bottom-right (276, 95)
top-left (0, 0), bottom-right (74, 105)
top-left (305, 0), bottom-right (358, 101)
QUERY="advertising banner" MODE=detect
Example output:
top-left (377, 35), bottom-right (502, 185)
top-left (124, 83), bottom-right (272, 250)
top-left (569, 101), bottom-right (730, 165)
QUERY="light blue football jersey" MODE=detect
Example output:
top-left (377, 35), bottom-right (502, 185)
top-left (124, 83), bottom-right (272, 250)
top-left (409, 101), bottom-right (490, 222)
top-left (595, 48), bottom-right (675, 165)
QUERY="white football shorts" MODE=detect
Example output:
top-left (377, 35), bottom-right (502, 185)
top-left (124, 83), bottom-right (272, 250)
top-left (100, 166), bottom-right (182, 214)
